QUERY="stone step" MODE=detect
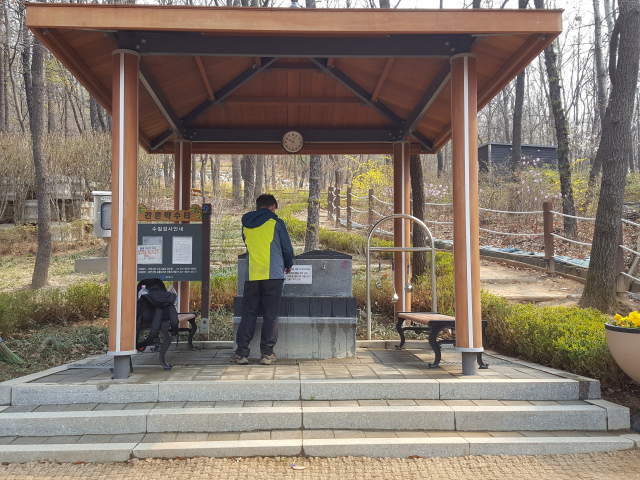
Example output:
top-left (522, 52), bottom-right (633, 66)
top-left (7, 378), bottom-right (584, 406)
top-left (0, 401), bottom-right (628, 437)
top-left (1, 431), bottom-right (638, 463)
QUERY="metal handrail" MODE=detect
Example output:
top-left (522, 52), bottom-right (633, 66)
top-left (366, 214), bottom-right (437, 341)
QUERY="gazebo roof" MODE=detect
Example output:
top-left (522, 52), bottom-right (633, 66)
top-left (27, 4), bottom-right (562, 155)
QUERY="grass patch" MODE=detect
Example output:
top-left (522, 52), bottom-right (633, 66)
top-left (0, 325), bottom-right (108, 382)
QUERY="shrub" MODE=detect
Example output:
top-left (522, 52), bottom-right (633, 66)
top-left (65, 282), bottom-right (110, 320)
top-left (486, 304), bottom-right (627, 387)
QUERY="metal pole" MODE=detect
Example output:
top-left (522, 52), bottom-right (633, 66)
top-left (200, 203), bottom-right (211, 340)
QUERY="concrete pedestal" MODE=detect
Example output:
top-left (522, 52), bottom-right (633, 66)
top-left (233, 316), bottom-right (356, 359)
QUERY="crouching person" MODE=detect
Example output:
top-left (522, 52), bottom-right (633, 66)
top-left (232, 194), bottom-right (294, 365)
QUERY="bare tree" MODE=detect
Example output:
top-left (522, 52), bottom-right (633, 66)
top-left (241, 154), bottom-right (255, 209)
top-left (254, 154), bottom-right (264, 198)
top-left (580, 0), bottom-right (640, 312)
top-left (534, 0), bottom-right (578, 238)
top-left (232, 154), bottom-right (242, 204)
top-left (22, 23), bottom-right (51, 288)
top-left (410, 155), bottom-right (427, 277)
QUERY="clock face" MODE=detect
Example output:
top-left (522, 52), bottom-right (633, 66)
top-left (282, 131), bottom-right (304, 153)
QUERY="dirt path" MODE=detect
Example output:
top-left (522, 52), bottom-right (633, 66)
top-left (3, 451), bottom-right (640, 479)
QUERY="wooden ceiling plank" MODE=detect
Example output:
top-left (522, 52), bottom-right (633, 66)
top-left (195, 56), bottom-right (215, 100)
top-left (370, 58), bottom-right (394, 102)
top-left (223, 96), bottom-right (361, 105)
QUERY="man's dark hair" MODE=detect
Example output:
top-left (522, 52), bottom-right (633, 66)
top-left (256, 194), bottom-right (278, 210)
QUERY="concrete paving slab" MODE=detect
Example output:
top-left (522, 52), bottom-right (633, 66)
top-left (146, 407), bottom-right (302, 433)
top-left (585, 399), bottom-right (631, 430)
top-left (302, 406), bottom-right (454, 431)
top-left (453, 405), bottom-right (607, 431)
top-left (11, 383), bottom-right (159, 405)
top-left (133, 440), bottom-right (302, 459)
top-left (302, 437), bottom-right (469, 458)
top-left (439, 379), bottom-right (579, 401)
top-left (0, 443), bottom-right (137, 463)
top-left (467, 436), bottom-right (635, 456)
top-left (0, 409), bottom-right (150, 437)
top-left (158, 380), bottom-right (300, 402)
top-left (301, 379), bottom-right (439, 400)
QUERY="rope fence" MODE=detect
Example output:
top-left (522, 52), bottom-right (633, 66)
top-left (324, 187), bottom-right (640, 289)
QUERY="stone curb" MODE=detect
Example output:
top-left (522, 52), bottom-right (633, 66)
top-left (1, 434), bottom-right (636, 463)
top-left (453, 405), bottom-right (607, 431)
top-left (302, 406), bottom-right (455, 431)
top-left (158, 380), bottom-right (301, 402)
top-left (585, 399), bottom-right (631, 430)
top-left (0, 365), bottom-right (70, 405)
top-left (133, 439), bottom-right (302, 459)
top-left (5, 377), bottom-right (585, 406)
top-left (300, 379), bottom-right (439, 400)
top-left (438, 378), bottom-right (579, 401)
top-left (0, 443), bottom-right (137, 463)
top-left (147, 407), bottom-right (302, 433)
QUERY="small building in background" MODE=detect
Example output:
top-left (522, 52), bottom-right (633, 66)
top-left (478, 143), bottom-right (558, 174)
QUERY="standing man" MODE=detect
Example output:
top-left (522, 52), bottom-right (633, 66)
top-left (232, 194), bottom-right (294, 365)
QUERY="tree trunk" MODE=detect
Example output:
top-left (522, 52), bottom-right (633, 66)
top-left (191, 154), bottom-right (197, 188)
top-left (580, 0), bottom-right (640, 313)
top-left (211, 155), bottom-right (220, 196)
top-left (304, 154), bottom-right (321, 252)
top-left (47, 83), bottom-right (55, 134)
top-left (436, 151), bottom-right (443, 178)
top-left (0, 10), bottom-right (5, 133)
top-left (162, 156), bottom-right (171, 187)
top-left (89, 96), bottom-right (101, 132)
top-left (410, 155), bottom-right (428, 277)
top-left (534, 0), bottom-right (578, 238)
top-left (241, 154), bottom-right (255, 209)
top-left (501, 90), bottom-right (511, 143)
top-left (512, 69), bottom-right (526, 170)
top-left (232, 154), bottom-right (242, 204)
top-left (254, 154), bottom-right (264, 198)
top-left (24, 35), bottom-right (51, 289)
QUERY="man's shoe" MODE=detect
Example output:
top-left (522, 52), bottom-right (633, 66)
top-left (260, 354), bottom-right (276, 365)
top-left (231, 353), bottom-right (249, 365)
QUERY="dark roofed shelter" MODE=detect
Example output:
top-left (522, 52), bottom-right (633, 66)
top-left (26, 4), bottom-right (562, 377)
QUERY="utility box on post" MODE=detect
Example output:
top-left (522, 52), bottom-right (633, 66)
top-left (92, 191), bottom-right (112, 238)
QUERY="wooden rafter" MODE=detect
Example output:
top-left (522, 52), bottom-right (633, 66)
top-left (195, 56), bottom-right (215, 100)
top-left (371, 58), bottom-right (394, 102)
top-left (224, 96), bottom-right (361, 105)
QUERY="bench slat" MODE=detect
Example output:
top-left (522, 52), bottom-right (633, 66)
top-left (396, 312), bottom-right (456, 325)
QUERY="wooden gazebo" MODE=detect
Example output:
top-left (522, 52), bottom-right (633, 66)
top-left (27, 4), bottom-right (562, 377)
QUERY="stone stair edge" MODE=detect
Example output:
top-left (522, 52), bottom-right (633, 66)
top-left (0, 434), bottom-right (638, 464)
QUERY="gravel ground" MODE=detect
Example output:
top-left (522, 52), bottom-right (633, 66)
top-left (2, 451), bottom-right (640, 480)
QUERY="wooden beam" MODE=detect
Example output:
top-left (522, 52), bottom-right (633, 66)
top-left (268, 62), bottom-right (317, 70)
top-left (370, 58), bottom-right (394, 102)
top-left (195, 56), bottom-right (215, 100)
top-left (27, 5), bottom-right (563, 37)
top-left (224, 96), bottom-right (361, 105)
top-left (155, 142), bottom-right (424, 155)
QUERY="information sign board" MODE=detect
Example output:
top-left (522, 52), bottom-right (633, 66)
top-left (137, 223), bottom-right (202, 281)
top-left (285, 265), bottom-right (312, 284)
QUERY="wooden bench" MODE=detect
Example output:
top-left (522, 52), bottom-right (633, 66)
top-left (136, 312), bottom-right (199, 370)
top-left (395, 312), bottom-right (488, 369)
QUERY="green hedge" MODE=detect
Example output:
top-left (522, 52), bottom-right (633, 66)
top-left (486, 304), bottom-right (626, 387)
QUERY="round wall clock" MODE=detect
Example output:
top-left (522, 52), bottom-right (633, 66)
top-left (281, 130), bottom-right (304, 153)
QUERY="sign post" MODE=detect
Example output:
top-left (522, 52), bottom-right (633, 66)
top-left (200, 204), bottom-right (212, 339)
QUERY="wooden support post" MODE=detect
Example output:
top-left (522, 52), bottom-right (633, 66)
top-left (368, 188), bottom-right (374, 229)
top-left (617, 223), bottom-right (628, 293)
top-left (335, 188), bottom-right (341, 228)
top-left (108, 49), bottom-right (140, 379)
top-left (450, 53), bottom-right (482, 375)
top-left (174, 139), bottom-right (192, 314)
top-left (327, 186), bottom-right (334, 219)
top-left (543, 201), bottom-right (555, 274)
top-left (393, 141), bottom-right (411, 314)
top-left (200, 203), bottom-right (212, 340)
top-left (346, 185), bottom-right (352, 231)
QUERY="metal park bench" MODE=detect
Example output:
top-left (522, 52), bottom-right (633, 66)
top-left (395, 312), bottom-right (488, 369)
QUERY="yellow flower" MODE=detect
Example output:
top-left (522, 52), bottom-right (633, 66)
top-left (614, 314), bottom-right (623, 321)
top-left (629, 311), bottom-right (640, 322)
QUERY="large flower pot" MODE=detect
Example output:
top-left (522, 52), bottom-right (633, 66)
top-left (605, 323), bottom-right (640, 384)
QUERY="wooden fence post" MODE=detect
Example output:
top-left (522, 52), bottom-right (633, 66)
top-left (328, 186), bottom-right (334, 219)
top-left (346, 185), bottom-right (352, 231)
top-left (543, 201), bottom-right (555, 274)
top-left (335, 188), bottom-right (341, 228)
top-left (617, 223), bottom-right (629, 292)
top-left (368, 188), bottom-right (374, 228)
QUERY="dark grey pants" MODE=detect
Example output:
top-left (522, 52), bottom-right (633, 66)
top-left (235, 279), bottom-right (284, 357)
